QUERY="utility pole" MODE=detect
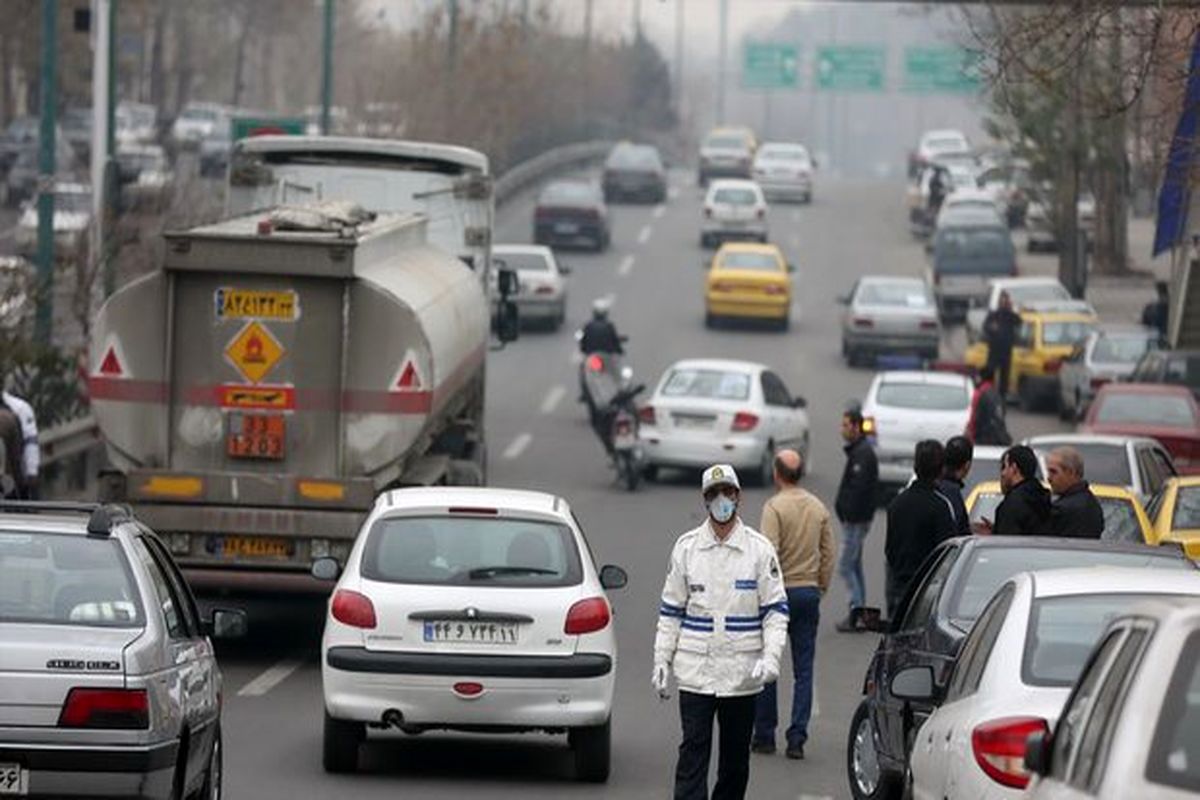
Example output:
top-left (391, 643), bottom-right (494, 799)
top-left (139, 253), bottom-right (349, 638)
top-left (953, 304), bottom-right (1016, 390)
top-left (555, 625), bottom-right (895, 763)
top-left (716, 0), bottom-right (728, 124)
top-left (91, 0), bottom-right (112, 298)
top-left (320, 0), bottom-right (334, 135)
top-left (35, 0), bottom-right (58, 346)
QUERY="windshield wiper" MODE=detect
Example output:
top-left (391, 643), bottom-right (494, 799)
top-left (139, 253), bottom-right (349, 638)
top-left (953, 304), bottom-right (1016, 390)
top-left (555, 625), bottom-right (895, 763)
top-left (467, 565), bottom-right (556, 580)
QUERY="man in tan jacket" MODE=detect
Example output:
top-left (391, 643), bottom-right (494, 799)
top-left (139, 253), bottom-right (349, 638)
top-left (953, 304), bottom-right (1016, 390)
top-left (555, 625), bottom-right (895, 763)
top-left (750, 449), bottom-right (834, 760)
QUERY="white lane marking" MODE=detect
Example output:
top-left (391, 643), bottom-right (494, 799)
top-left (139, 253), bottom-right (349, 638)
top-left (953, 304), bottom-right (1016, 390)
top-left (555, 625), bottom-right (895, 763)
top-left (618, 255), bottom-right (635, 277)
top-left (668, 186), bottom-right (681, 200)
top-left (502, 432), bottom-right (533, 460)
top-left (238, 657), bottom-right (303, 697)
top-left (653, 204), bottom-right (666, 219)
top-left (637, 225), bottom-right (652, 245)
top-left (540, 385), bottom-right (566, 415)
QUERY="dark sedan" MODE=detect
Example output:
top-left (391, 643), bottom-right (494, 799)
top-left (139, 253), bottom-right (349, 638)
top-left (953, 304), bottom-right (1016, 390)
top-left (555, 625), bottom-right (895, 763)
top-left (1129, 348), bottom-right (1200, 399)
top-left (602, 143), bottom-right (666, 203)
top-left (533, 180), bottom-right (610, 252)
top-left (846, 535), bottom-right (1193, 800)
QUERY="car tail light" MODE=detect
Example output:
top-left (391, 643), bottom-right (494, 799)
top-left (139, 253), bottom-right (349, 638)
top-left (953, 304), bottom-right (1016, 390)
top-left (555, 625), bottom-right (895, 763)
top-left (565, 597), bottom-right (611, 635)
top-left (59, 688), bottom-right (149, 729)
top-left (919, 319), bottom-right (938, 330)
top-left (853, 317), bottom-right (874, 328)
top-left (586, 354), bottom-right (605, 372)
top-left (971, 716), bottom-right (1049, 789)
top-left (453, 682), bottom-right (484, 697)
top-left (1044, 359), bottom-right (1062, 375)
top-left (638, 405), bottom-right (656, 425)
top-left (764, 285), bottom-right (787, 296)
top-left (732, 412), bottom-right (759, 432)
top-left (331, 589), bottom-right (377, 629)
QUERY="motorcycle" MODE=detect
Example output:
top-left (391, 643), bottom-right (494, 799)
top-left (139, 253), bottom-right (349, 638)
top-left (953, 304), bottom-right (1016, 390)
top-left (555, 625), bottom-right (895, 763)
top-left (575, 329), bottom-right (628, 426)
top-left (597, 367), bottom-right (646, 492)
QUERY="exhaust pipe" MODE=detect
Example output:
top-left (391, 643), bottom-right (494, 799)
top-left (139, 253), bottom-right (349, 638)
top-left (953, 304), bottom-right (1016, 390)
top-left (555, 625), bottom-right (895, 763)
top-left (381, 709), bottom-right (404, 729)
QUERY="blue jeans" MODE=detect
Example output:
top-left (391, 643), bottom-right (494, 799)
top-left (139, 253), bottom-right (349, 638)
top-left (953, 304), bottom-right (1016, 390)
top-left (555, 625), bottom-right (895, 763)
top-left (753, 586), bottom-right (820, 748)
top-left (838, 521), bottom-right (871, 611)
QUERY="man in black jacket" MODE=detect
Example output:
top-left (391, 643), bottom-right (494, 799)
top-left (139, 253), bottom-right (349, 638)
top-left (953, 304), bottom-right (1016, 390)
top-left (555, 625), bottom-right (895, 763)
top-left (936, 436), bottom-right (973, 538)
top-left (1046, 447), bottom-right (1105, 538)
top-left (982, 291), bottom-right (1023, 402)
top-left (982, 445), bottom-right (1051, 536)
top-left (884, 440), bottom-right (956, 618)
top-left (834, 407), bottom-right (879, 632)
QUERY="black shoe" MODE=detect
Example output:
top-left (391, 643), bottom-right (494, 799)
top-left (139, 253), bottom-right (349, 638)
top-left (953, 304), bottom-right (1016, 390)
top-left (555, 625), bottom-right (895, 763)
top-left (835, 610), bottom-right (861, 633)
top-left (785, 742), bottom-right (805, 760)
top-left (751, 740), bottom-right (776, 755)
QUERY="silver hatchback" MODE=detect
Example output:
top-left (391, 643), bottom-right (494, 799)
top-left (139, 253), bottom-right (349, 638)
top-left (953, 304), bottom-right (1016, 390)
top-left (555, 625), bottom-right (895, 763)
top-left (0, 502), bottom-right (244, 799)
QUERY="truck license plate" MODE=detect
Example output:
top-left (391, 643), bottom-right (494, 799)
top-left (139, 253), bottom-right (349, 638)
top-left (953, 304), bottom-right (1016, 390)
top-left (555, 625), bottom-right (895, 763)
top-left (220, 536), bottom-right (293, 559)
top-left (0, 763), bottom-right (27, 795)
top-left (226, 413), bottom-right (285, 460)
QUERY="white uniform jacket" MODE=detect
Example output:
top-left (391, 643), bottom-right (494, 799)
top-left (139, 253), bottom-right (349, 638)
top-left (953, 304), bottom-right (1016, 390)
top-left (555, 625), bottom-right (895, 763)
top-left (654, 518), bottom-right (789, 697)
top-left (1, 392), bottom-right (38, 480)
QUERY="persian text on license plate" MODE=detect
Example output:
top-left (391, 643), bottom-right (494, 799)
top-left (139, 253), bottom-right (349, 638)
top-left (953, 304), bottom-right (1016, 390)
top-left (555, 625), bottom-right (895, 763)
top-left (423, 620), bottom-right (519, 645)
top-left (221, 536), bottom-right (293, 559)
top-left (0, 763), bottom-right (27, 796)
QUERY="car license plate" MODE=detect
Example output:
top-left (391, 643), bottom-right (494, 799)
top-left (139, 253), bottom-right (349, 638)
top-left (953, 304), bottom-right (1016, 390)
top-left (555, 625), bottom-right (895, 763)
top-left (423, 620), bottom-right (519, 645)
top-left (220, 536), bottom-right (293, 559)
top-left (226, 413), bottom-right (285, 460)
top-left (673, 415), bottom-right (714, 430)
top-left (554, 222), bottom-right (579, 235)
top-left (0, 764), bottom-right (26, 796)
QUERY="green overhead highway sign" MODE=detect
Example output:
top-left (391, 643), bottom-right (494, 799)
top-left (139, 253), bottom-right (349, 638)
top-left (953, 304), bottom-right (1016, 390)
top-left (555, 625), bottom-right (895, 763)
top-left (903, 46), bottom-right (982, 93)
top-left (743, 42), bottom-right (799, 89)
top-left (816, 45), bottom-right (885, 91)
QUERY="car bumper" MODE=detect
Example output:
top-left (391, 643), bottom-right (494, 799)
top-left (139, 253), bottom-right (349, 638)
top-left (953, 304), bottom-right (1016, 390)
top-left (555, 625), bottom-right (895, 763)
top-left (323, 648), bottom-right (614, 729)
top-left (756, 179), bottom-right (811, 200)
top-left (515, 296), bottom-right (564, 319)
top-left (641, 431), bottom-right (763, 471)
top-left (707, 296), bottom-right (789, 320)
top-left (843, 330), bottom-right (939, 354)
top-left (702, 222), bottom-right (768, 241)
top-left (0, 740), bottom-right (178, 799)
top-left (700, 163), bottom-right (751, 179)
top-left (534, 224), bottom-right (605, 248)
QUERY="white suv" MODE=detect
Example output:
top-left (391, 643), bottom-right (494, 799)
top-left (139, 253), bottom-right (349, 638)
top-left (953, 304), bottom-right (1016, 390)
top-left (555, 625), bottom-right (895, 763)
top-left (316, 487), bottom-right (626, 782)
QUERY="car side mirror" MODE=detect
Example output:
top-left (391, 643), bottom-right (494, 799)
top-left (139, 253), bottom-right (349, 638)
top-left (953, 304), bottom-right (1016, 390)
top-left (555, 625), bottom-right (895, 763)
top-left (206, 608), bottom-right (247, 639)
top-left (599, 564), bottom-right (628, 590)
top-left (890, 665), bottom-right (936, 702)
top-left (792, 396), bottom-right (807, 409)
top-left (1024, 730), bottom-right (1052, 776)
top-left (311, 556), bottom-right (341, 582)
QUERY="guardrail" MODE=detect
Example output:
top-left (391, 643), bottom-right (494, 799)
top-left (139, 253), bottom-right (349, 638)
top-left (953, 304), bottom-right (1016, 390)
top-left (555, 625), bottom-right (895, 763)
top-left (36, 139), bottom-right (616, 469)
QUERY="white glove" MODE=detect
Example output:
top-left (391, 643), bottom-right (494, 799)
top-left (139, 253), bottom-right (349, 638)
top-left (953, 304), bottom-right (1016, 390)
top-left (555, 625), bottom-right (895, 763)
top-left (652, 663), bottom-right (671, 700)
top-left (750, 658), bottom-right (778, 685)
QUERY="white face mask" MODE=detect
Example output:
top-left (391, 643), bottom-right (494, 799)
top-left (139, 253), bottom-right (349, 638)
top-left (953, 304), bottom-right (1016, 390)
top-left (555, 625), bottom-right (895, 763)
top-left (708, 494), bottom-right (737, 524)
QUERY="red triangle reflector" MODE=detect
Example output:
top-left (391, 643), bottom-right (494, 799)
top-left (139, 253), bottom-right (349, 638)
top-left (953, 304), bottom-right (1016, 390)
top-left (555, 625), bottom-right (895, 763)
top-left (98, 346), bottom-right (123, 377)
top-left (396, 361), bottom-right (421, 391)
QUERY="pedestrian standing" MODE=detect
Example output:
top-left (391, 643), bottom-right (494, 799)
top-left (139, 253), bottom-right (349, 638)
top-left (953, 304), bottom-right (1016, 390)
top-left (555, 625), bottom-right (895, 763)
top-left (1046, 447), bottom-right (1105, 538)
top-left (965, 366), bottom-right (1011, 445)
top-left (982, 291), bottom-right (1022, 402)
top-left (653, 464), bottom-right (788, 800)
top-left (977, 445), bottom-right (1051, 536)
top-left (884, 440), bottom-right (956, 617)
top-left (1141, 280), bottom-right (1169, 343)
top-left (834, 407), bottom-right (878, 633)
top-left (1, 387), bottom-right (39, 499)
top-left (751, 450), bottom-right (834, 761)
top-left (936, 436), bottom-right (973, 538)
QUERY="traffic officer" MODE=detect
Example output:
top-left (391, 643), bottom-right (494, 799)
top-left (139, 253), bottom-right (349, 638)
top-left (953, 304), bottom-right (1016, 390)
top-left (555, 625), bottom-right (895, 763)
top-left (654, 464), bottom-right (789, 800)
top-left (1, 388), bottom-right (38, 498)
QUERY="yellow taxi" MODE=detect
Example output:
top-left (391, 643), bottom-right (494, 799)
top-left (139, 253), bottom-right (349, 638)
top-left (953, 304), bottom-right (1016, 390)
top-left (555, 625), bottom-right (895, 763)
top-left (1147, 476), bottom-right (1200, 560)
top-left (704, 242), bottom-right (792, 330)
top-left (965, 480), bottom-right (1152, 543)
top-left (964, 304), bottom-right (1096, 411)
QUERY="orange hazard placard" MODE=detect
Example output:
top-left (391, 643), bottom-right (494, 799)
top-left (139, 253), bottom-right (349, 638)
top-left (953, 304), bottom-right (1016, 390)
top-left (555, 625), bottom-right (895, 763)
top-left (219, 384), bottom-right (295, 411)
top-left (225, 321), bottom-right (284, 384)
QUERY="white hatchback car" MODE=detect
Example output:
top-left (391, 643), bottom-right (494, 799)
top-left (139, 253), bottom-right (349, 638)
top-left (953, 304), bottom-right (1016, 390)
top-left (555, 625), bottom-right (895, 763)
top-left (316, 487), bottom-right (627, 782)
top-left (861, 371), bottom-right (974, 484)
top-left (905, 567), bottom-right (1200, 800)
top-left (638, 358), bottom-right (809, 486)
top-left (493, 244), bottom-right (569, 330)
top-left (751, 141), bottom-right (813, 203)
top-left (701, 179), bottom-right (768, 248)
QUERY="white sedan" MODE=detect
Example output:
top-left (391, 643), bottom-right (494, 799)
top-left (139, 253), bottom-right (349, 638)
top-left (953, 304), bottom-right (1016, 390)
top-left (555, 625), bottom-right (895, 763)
top-left (493, 243), bottom-right (569, 330)
top-left (701, 179), bottom-right (768, 248)
top-left (906, 566), bottom-right (1200, 800)
top-left (638, 358), bottom-right (809, 486)
top-left (316, 487), bottom-right (627, 782)
top-left (861, 371), bottom-right (973, 484)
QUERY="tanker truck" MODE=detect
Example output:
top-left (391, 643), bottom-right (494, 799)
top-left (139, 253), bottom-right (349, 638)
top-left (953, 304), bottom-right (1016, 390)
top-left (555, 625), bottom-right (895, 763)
top-left (88, 203), bottom-right (509, 590)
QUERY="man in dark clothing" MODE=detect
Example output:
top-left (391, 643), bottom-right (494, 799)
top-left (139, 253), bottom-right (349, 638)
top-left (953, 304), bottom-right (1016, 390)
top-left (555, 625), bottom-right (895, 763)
top-left (884, 440), bottom-right (956, 618)
top-left (834, 407), bottom-right (879, 633)
top-left (967, 366), bottom-right (1011, 446)
top-left (936, 436), bottom-right (973, 538)
top-left (1046, 447), bottom-right (1105, 538)
top-left (1141, 280), bottom-right (1169, 343)
top-left (982, 291), bottom-right (1023, 402)
top-left (981, 445), bottom-right (1052, 536)
top-left (579, 299), bottom-right (624, 355)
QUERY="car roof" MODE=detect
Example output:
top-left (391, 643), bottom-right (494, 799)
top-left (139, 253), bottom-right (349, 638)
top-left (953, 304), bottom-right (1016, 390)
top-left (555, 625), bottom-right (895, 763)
top-left (493, 243), bottom-right (553, 257)
top-left (922, 128), bottom-right (967, 141)
top-left (945, 188), bottom-right (993, 201)
top-left (716, 241), bottom-right (783, 256)
top-left (859, 274), bottom-right (925, 286)
top-left (708, 179), bottom-right (760, 191)
top-left (1026, 433), bottom-right (1154, 448)
top-left (1116, 597), bottom-right (1200, 627)
top-left (990, 276), bottom-right (1063, 289)
top-left (378, 486), bottom-right (565, 517)
top-left (1017, 308), bottom-right (1095, 323)
top-left (874, 370), bottom-right (970, 387)
top-left (1094, 382), bottom-right (1196, 399)
top-left (956, 534), bottom-right (1182, 559)
top-left (663, 358), bottom-right (766, 375)
top-left (757, 141), bottom-right (808, 153)
top-left (1022, 566), bottom-right (1200, 598)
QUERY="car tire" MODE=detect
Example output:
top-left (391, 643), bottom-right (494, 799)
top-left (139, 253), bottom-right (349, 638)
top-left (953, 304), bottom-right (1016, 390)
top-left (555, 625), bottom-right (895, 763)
top-left (197, 727), bottom-right (222, 800)
top-left (323, 711), bottom-right (364, 774)
top-left (570, 718), bottom-right (611, 783)
top-left (847, 700), bottom-right (903, 800)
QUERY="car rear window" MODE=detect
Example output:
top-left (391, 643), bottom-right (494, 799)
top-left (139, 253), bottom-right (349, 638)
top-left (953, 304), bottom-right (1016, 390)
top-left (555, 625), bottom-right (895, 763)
top-left (1094, 394), bottom-right (1196, 428)
top-left (361, 516), bottom-right (582, 587)
top-left (1093, 334), bottom-right (1154, 364)
top-left (607, 147), bottom-right (660, 170)
top-left (1043, 321), bottom-right (1095, 347)
top-left (0, 531), bottom-right (142, 627)
top-left (496, 251), bottom-right (551, 272)
top-left (758, 146), bottom-right (808, 162)
top-left (706, 135), bottom-right (747, 149)
top-left (541, 182), bottom-right (596, 204)
top-left (1147, 629), bottom-right (1200, 793)
top-left (713, 188), bottom-right (757, 205)
top-left (948, 548), bottom-right (1187, 625)
top-left (1173, 487), bottom-right (1200, 530)
top-left (718, 252), bottom-right (780, 271)
top-left (875, 382), bottom-right (968, 411)
top-left (1031, 443), bottom-right (1132, 487)
top-left (935, 229), bottom-right (1013, 263)
top-left (1007, 284), bottom-right (1070, 307)
top-left (1023, 594), bottom-right (1159, 687)
top-left (857, 282), bottom-right (931, 308)
top-left (661, 368), bottom-right (751, 401)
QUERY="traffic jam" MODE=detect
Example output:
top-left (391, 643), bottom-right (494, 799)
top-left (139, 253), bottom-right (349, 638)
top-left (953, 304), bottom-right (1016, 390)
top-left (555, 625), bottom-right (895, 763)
top-left (1, 3), bottom-right (1200, 799)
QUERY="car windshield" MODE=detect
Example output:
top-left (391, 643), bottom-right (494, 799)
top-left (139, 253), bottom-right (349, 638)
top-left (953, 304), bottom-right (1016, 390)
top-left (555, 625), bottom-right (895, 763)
top-left (1030, 442), bottom-right (1132, 487)
top-left (1147, 629), bottom-right (1200, 793)
top-left (718, 251), bottom-right (779, 271)
top-left (1094, 393), bottom-right (1195, 428)
top-left (541, 182), bottom-right (595, 204)
top-left (661, 368), bottom-right (752, 401)
top-left (608, 147), bottom-right (660, 169)
top-left (1023, 593), bottom-right (1160, 687)
top-left (1173, 487), bottom-right (1200, 530)
top-left (0, 531), bottom-right (142, 627)
top-left (712, 187), bottom-right (757, 205)
top-left (1042, 321), bottom-right (1095, 346)
top-left (1093, 334), bottom-right (1155, 364)
top-left (1007, 284), bottom-right (1070, 307)
top-left (947, 548), bottom-right (1186, 624)
top-left (875, 382), bottom-right (968, 411)
top-left (706, 135), bottom-right (747, 149)
top-left (496, 251), bottom-right (551, 272)
top-left (361, 515), bottom-right (582, 587)
top-left (857, 281), bottom-right (931, 308)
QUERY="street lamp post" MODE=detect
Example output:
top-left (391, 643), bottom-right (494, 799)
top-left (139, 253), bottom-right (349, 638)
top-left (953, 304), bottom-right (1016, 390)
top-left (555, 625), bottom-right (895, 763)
top-left (35, 0), bottom-right (58, 346)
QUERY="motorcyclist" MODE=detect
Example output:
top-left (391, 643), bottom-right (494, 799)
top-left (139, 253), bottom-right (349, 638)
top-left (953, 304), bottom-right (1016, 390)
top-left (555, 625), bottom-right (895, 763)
top-left (579, 298), bottom-right (624, 355)
top-left (927, 165), bottom-right (948, 223)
